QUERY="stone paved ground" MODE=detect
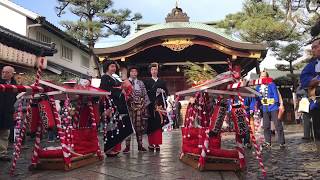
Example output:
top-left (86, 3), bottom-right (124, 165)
top-left (0, 124), bottom-right (319, 180)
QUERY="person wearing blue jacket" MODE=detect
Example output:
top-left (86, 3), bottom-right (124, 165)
top-left (243, 97), bottom-right (256, 148)
top-left (244, 97), bottom-right (256, 131)
top-left (300, 38), bottom-right (320, 154)
top-left (256, 71), bottom-right (285, 149)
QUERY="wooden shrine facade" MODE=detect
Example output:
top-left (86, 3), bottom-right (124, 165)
top-left (94, 6), bottom-right (268, 94)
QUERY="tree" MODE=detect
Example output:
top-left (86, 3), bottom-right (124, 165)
top-left (216, 0), bottom-right (317, 117)
top-left (215, 1), bottom-right (312, 90)
top-left (183, 62), bottom-right (217, 86)
top-left (216, 0), bottom-right (301, 44)
top-left (274, 42), bottom-right (303, 90)
top-left (55, 0), bottom-right (142, 77)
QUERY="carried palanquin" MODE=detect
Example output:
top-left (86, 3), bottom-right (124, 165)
top-left (6, 58), bottom-right (113, 176)
top-left (176, 63), bottom-right (270, 177)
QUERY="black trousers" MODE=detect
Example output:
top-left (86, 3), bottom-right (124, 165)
top-left (311, 109), bottom-right (320, 141)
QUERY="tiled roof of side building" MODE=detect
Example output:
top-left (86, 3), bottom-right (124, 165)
top-left (0, 25), bottom-right (57, 56)
top-left (250, 68), bottom-right (302, 80)
top-left (1, 0), bottom-right (90, 54)
top-left (36, 17), bottom-right (90, 53)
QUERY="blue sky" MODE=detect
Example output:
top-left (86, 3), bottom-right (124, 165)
top-left (12, 0), bottom-right (245, 24)
top-left (12, 0), bottom-right (245, 46)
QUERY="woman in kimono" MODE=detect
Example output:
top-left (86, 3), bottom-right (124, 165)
top-left (144, 63), bottom-right (168, 151)
top-left (100, 60), bottom-right (133, 157)
top-left (123, 66), bottom-right (150, 153)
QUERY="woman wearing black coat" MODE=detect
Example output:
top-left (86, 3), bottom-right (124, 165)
top-left (144, 63), bottom-right (168, 152)
top-left (99, 61), bottom-right (133, 157)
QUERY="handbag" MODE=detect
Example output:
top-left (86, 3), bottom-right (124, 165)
top-left (278, 106), bottom-right (285, 120)
top-left (298, 97), bottom-right (310, 113)
top-left (277, 89), bottom-right (285, 120)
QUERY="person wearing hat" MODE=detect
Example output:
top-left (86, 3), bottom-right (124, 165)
top-left (123, 66), bottom-right (150, 153)
top-left (144, 63), bottom-right (168, 151)
top-left (100, 60), bottom-right (134, 157)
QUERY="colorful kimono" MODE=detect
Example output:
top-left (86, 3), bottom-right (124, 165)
top-left (99, 74), bottom-right (134, 152)
top-left (126, 78), bottom-right (150, 146)
top-left (144, 78), bottom-right (168, 145)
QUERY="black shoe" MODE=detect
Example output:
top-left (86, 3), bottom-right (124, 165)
top-left (138, 146), bottom-right (147, 152)
top-left (105, 151), bottom-right (119, 157)
top-left (155, 145), bottom-right (160, 152)
top-left (280, 144), bottom-right (286, 149)
top-left (148, 145), bottom-right (154, 151)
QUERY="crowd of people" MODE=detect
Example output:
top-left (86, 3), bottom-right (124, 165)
top-left (99, 61), bottom-right (169, 156)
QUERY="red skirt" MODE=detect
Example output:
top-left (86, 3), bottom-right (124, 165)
top-left (112, 143), bottom-right (121, 152)
top-left (148, 129), bottom-right (162, 145)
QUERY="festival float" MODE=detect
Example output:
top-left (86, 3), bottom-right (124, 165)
top-left (6, 58), bottom-right (113, 175)
top-left (176, 61), bottom-right (271, 177)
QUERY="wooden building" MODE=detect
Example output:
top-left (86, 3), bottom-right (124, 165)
top-left (0, 25), bottom-right (56, 83)
top-left (94, 6), bottom-right (268, 94)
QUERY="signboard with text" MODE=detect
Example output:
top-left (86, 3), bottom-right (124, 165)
top-left (0, 42), bottom-right (47, 68)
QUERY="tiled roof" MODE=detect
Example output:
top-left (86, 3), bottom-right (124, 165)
top-left (36, 17), bottom-right (90, 53)
top-left (1, 0), bottom-right (90, 54)
top-left (250, 68), bottom-right (302, 80)
top-left (106, 22), bottom-right (248, 48)
top-left (0, 25), bottom-right (57, 56)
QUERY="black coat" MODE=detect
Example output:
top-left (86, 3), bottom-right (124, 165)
top-left (99, 74), bottom-right (133, 151)
top-left (100, 74), bottom-right (127, 113)
top-left (144, 78), bottom-right (168, 133)
top-left (0, 78), bottom-right (17, 129)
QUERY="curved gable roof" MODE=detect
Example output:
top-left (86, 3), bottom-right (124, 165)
top-left (94, 22), bottom-right (267, 55)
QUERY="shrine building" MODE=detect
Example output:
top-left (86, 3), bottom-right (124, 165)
top-left (94, 5), bottom-right (267, 94)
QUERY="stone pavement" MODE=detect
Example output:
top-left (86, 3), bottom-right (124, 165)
top-left (0, 124), bottom-right (319, 180)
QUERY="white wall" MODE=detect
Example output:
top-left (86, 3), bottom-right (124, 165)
top-left (0, 1), bottom-right (96, 77)
top-left (0, 5), bottom-right (27, 35)
top-left (28, 27), bottom-right (96, 77)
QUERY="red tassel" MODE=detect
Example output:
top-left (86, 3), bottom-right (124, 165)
top-left (198, 156), bottom-right (205, 168)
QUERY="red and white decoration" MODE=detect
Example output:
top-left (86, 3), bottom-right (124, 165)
top-left (177, 61), bottom-right (268, 177)
top-left (8, 58), bottom-right (110, 175)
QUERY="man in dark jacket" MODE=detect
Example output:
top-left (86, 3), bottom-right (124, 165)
top-left (300, 38), bottom-right (320, 154)
top-left (173, 95), bottom-right (182, 129)
top-left (0, 66), bottom-right (17, 161)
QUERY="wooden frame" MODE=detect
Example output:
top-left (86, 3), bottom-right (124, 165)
top-left (19, 80), bottom-right (111, 100)
top-left (180, 153), bottom-right (240, 171)
top-left (35, 153), bottom-right (102, 171)
top-left (175, 72), bottom-right (261, 97)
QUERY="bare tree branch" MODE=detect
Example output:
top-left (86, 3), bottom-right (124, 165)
top-left (56, 1), bottom-right (69, 17)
